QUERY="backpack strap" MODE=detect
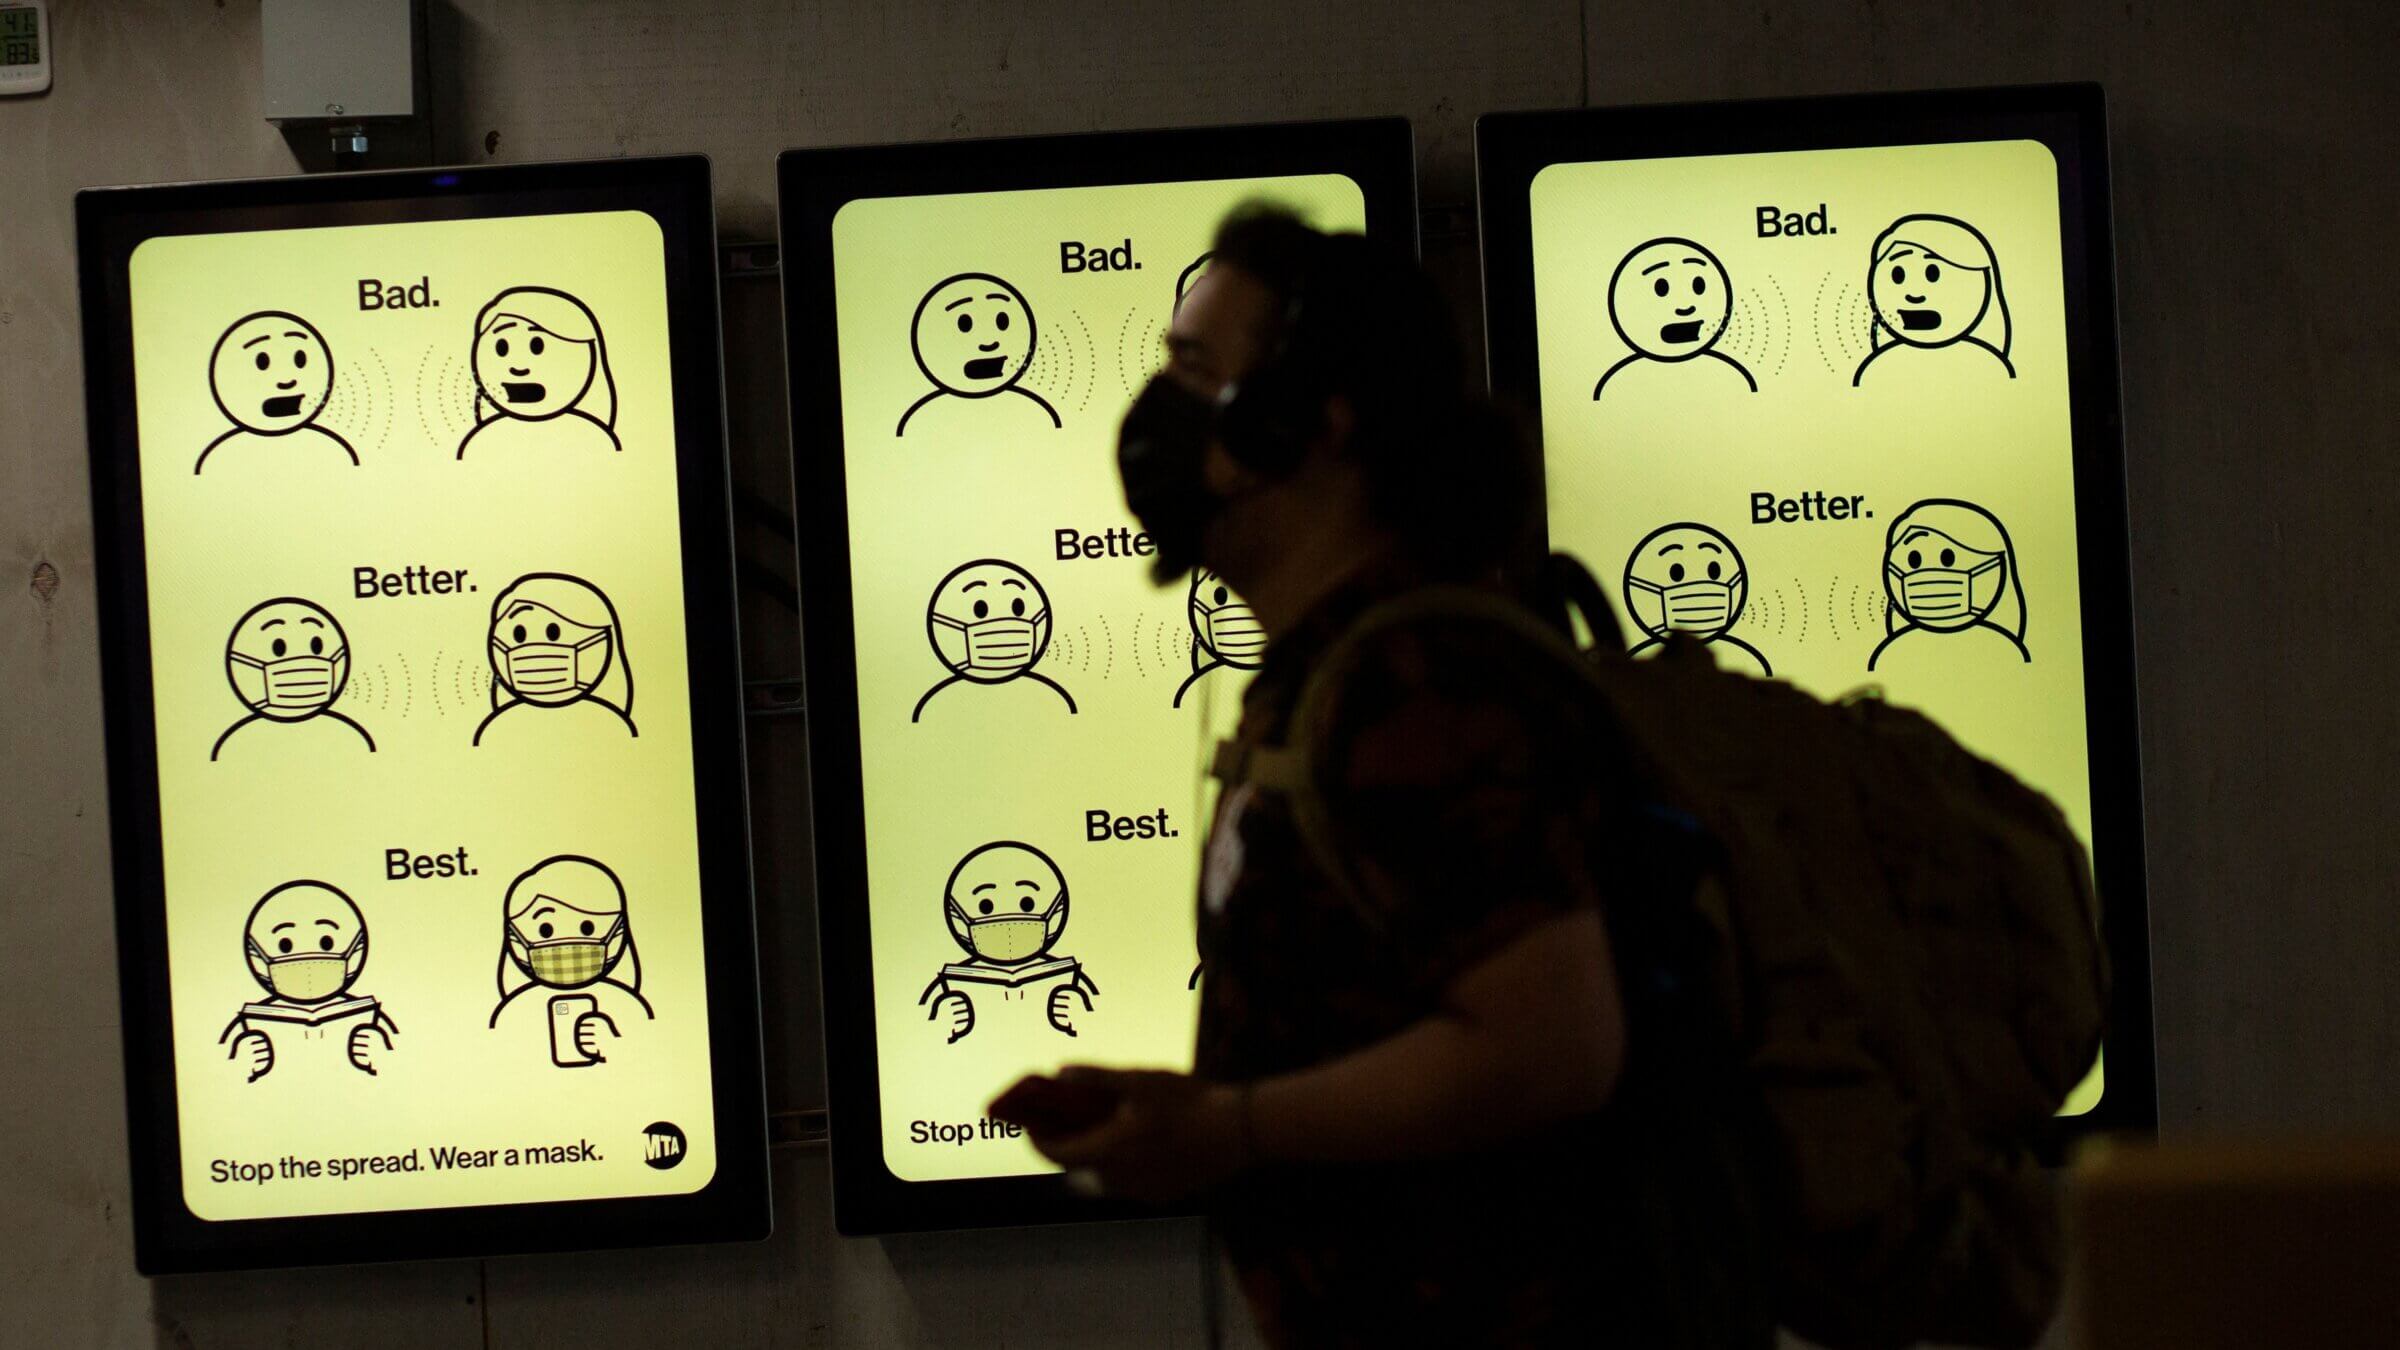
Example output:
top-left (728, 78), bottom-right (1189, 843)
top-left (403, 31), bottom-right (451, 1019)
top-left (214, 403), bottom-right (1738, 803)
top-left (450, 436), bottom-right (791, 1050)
top-left (1207, 579), bottom-right (1605, 936)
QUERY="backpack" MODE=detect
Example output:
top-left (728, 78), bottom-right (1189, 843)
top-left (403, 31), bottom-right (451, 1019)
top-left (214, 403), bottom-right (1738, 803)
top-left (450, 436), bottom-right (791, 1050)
top-left (1213, 555), bottom-right (2108, 1350)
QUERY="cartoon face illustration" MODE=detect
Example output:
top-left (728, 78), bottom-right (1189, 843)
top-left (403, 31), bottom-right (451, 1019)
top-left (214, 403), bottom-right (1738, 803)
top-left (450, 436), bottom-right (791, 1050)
top-left (504, 856), bottom-right (631, 990)
top-left (487, 575), bottom-right (623, 708)
top-left (471, 288), bottom-right (609, 422)
top-left (1189, 568), bottom-right (1266, 669)
top-left (1623, 523), bottom-right (1749, 643)
top-left (943, 842), bottom-right (1068, 967)
top-left (209, 312), bottom-right (335, 434)
top-left (927, 560), bottom-right (1052, 683)
top-left (1882, 501), bottom-right (2015, 633)
top-left (1865, 216), bottom-right (2004, 350)
top-left (225, 598), bottom-right (351, 721)
top-left (243, 882), bottom-right (367, 1004)
top-left (1607, 239), bottom-right (1734, 361)
top-left (911, 273), bottom-right (1038, 397)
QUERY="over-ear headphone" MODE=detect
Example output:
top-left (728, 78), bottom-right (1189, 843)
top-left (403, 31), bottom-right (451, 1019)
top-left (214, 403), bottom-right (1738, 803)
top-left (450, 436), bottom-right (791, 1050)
top-left (1212, 241), bottom-right (1336, 477)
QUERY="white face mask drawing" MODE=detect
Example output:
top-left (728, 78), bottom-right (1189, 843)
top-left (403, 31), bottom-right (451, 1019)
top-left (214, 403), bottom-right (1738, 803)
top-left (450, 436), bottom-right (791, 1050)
top-left (1190, 573), bottom-right (1266, 668)
top-left (926, 561), bottom-right (1054, 684)
top-left (495, 628), bottom-right (610, 698)
top-left (1890, 554), bottom-right (2001, 625)
top-left (486, 584), bottom-right (623, 711)
top-left (224, 599), bottom-right (352, 722)
top-left (930, 606), bottom-right (1049, 679)
top-left (1622, 524), bottom-right (1750, 645)
top-left (1624, 572), bottom-right (1743, 639)
top-left (230, 646), bottom-right (347, 714)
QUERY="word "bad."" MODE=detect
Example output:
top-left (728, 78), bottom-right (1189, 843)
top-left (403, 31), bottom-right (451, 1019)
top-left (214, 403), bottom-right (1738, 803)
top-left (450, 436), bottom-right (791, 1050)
top-left (1752, 491), bottom-right (1869, 524)
top-left (359, 277), bottom-right (438, 309)
top-left (1061, 239), bottom-right (1140, 272)
top-left (1756, 204), bottom-right (1835, 238)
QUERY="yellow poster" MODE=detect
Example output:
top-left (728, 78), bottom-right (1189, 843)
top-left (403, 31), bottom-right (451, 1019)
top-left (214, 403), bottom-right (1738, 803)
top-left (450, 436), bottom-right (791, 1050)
top-left (829, 174), bottom-right (1367, 1181)
top-left (129, 209), bottom-right (720, 1219)
top-left (1532, 138), bottom-right (2103, 1114)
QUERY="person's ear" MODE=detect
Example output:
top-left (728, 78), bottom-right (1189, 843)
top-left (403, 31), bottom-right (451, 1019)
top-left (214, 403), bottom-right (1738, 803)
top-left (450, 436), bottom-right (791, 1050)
top-left (1310, 394), bottom-right (1357, 460)
top-left (1200, 439), bottom-right (1257, 498)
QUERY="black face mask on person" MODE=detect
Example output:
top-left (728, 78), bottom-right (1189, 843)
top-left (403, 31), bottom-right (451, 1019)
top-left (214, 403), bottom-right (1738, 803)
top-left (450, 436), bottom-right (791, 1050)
top-left (1116, 374), bottom-right (1229, 586)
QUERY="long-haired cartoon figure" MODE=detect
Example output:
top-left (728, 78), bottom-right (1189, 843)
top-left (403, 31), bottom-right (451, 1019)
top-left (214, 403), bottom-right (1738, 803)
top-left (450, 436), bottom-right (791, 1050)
top-left (474, 572), bottom-right (637, 746)
top-left (1852, 215), bottom-right (2014, 386)
top-left (1870, 498), bottom-right (2030, 671)
top-left (457, 286), bottom-right (620, 457)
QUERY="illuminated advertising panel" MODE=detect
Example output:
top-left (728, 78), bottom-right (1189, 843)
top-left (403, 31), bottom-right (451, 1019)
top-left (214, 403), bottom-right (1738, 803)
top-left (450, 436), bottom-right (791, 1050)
top-left (1478, 85), bottom-right (2154, 1135)
top-left (79, 157), bottom-right (768, 1271)
top-left (780, 120), bottom-right (1417, 1232)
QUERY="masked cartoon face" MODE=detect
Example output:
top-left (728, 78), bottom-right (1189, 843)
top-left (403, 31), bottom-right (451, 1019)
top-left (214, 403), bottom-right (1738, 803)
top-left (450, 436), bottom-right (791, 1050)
top-left (209, 313), bottom-right (335, 435)
top-left (943, 842), bottom-right (1068, 967)
top-left (1608, 239), bottom-right (1733, 361)
top-left (473, 311), bottom-right (599, 420)
top-left (1869, 244), bottom-right (1991, 348)
top-left (504, 856), bottom-right (630, 990)
top-left (244, 882), bottom-right (367, 1004)
top-left (1623, 524), bottom-right (1748, 643)
top-left (912, 274), bottom-right (1037, 397)
top-left (1188, 569), bottom-right (1266, 669)
top-left (225, 598), bottom-right (350, 721)
top-left (927, 560), bottom-right (1052, 683)
top-left (491, 599), bottom-right (612, 706)
top-left (1885, 525), bottom-right (2006, 631)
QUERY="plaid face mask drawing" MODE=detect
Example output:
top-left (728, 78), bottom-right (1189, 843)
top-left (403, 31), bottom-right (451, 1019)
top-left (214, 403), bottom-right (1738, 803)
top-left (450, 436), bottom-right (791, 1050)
top-left (512, 917), bottom-right (623, 987)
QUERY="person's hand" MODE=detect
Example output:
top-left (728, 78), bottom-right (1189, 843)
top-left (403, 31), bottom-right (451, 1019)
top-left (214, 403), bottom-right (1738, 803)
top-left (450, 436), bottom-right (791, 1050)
top-left (928, 989), bottom-right (974, 1043)
top-left (347, 1022), bottom-right (392, 1075)
top-left (1026, 1067), bottom-right (1251, 1206)
top-left (575, 1010), bottom-right (620, 1063)
top-left (229, 1029), bottom-right (274, 1082)
top-left (1046, 983), bottom-right (1092, 1037)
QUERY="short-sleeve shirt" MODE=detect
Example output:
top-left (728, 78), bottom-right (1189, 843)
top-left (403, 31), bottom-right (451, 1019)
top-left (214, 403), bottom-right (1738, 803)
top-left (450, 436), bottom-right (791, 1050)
top-left (1194, 565), bottom-right (1770, 1349)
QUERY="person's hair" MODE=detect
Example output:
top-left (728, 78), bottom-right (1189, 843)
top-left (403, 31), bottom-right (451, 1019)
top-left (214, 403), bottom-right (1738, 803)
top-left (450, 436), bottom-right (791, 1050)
top-left (1207, 205), bottom-right (1534, 580)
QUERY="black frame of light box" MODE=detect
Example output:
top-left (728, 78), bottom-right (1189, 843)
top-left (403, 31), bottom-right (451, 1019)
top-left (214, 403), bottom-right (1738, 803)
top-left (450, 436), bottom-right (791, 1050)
top-left (1475, 83), bottom-right (2156, 1143)
top-left (77, 155), bottom-right (770, 1273)
top-left (778, 118), bottom-right (1419, 1235)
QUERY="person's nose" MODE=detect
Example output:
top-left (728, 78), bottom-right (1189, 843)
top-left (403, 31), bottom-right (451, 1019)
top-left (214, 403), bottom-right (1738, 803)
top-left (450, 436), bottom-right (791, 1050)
top-left (276, 378), bottom-right (297, 389)
top-left (1675, 304), bottom-right (1696, 316)
top-left (978, 340), bottom-right (999, 351)
top-left (1905, 293), bottom-right (1927, 303)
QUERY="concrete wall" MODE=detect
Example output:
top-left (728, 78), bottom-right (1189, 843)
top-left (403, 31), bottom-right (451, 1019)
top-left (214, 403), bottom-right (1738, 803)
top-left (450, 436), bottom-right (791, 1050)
top-left (2, 1), bottom-right (2392, 1345)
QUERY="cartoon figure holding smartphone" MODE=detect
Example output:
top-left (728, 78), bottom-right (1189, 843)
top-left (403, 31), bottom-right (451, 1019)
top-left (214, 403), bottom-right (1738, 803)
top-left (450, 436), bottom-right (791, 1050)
top-left (488, 854), bottom-right (653, 1067)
